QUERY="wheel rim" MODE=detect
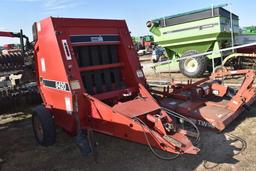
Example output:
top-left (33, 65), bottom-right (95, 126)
top-left (184, 58), bottom-right (198, 73)
top-left (213, 66), bottom-right (228, 80)
top-left (213, 66), bottom-right (227, 73)
top-left (33, 115), bottom-right (44, 141)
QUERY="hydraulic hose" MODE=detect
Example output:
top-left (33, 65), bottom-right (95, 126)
top-left (162, 107), bottom-right (200, 145)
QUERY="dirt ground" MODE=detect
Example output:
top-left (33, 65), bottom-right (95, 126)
top-left (0, 55), bottom-right (256, 171)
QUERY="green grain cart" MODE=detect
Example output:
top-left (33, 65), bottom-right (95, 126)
top-left (147, 5), bottom-right (239, 77)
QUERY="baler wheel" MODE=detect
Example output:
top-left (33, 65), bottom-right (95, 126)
top-left (32, 105), bottom-right (56, 146)
top-left (179, 50), bottom-right (207, 78)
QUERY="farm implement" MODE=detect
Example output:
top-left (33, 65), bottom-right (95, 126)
top-left (151, 68), bottom-right (256, 131)
top-left (0, 30), bottom-right (40, 112)
top-left (31, 17), bottom-right (199, 158)
top-left (147, 4), bottom-right (256, 77)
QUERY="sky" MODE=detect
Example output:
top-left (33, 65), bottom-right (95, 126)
top-left (0, 0), bottom-right (256, 45)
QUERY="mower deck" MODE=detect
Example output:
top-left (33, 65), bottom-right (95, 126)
top-left (160, 97), bottom-right (238, 130)
top-left (152, 69), bottom-right (256, 131)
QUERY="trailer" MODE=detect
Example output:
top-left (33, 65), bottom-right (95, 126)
top-left (31, 17), bottom-right (199, 158)
top-left (236, 27), bottom-right (256, 68)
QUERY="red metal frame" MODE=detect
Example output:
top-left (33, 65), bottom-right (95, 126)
top-left (0, 31), bottom-right (15, 37)
top-left (33, 17), bottom-right (199, 155)
top-left (153, 69), bottom-right (256, 131)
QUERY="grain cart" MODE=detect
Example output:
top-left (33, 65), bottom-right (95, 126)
top-left (32, 17), bottom-right (199, 157)
top-left (147, 5), bottom-right (239, 77)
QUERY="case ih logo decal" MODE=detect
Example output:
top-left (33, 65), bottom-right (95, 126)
top-left (42, 79), bottom-right (70, 91)
top-left (70, 35), bottom-right (120, 44)
top-left (90, 36), bottom-right (104, 42)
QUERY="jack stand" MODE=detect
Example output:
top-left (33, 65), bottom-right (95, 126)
top-left (75, 129), bottom-right (93, 156)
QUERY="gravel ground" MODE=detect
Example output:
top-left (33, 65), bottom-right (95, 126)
top-left (0, 107), bottom-right (255, 171)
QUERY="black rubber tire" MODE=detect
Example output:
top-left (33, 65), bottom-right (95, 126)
top-left (179, 50), bottom-right (208, 78)
top-left (32, 105), bottom-right (56, 146)
top-left (207, 65), bottom-right (213, 73)
top-left (152, 58), bottom-right (159, 63)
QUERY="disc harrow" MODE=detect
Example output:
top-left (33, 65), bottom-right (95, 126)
top-left (0, 82), bottom-right (41, 114)
top-left (0, 52), bottom-right (24, 73)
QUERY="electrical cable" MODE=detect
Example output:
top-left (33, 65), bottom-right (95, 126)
top-left (133, 117), bottom-right (181, 160)
top-left (225, 133), bottom-right (247, 155)
top-left (203, 160), bottom-right (219, 169)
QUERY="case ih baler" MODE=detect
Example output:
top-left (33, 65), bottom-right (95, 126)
top-left (31, 17), bottom-right (199, 157)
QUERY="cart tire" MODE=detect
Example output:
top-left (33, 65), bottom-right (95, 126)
top-left (152, 58), bottom-right (159, 63)
top-left (212, 65), bottom-right (228, 80)
top-left (32, 105), bottom-right (56, 146)
top-left (179, 50), bottom-right (208, 78)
